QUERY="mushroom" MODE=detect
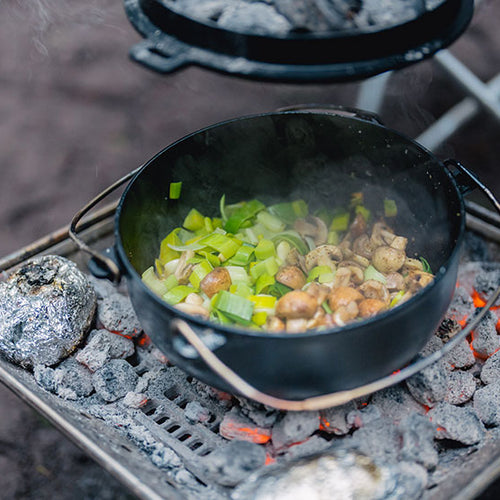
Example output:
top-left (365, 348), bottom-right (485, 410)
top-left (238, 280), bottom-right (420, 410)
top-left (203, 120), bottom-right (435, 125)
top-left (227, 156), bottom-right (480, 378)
top-left (305, 245), bottom-right (343, 271)
top-left (370, 221), bottom-right (396, 247)
top-left (390, 236), bottom-right (408, 251)
top-left (285, 247), bottom-right (307, 274)
top-left (347, 212), bottom-right (368, 239)
top-left (200, 267), bottom-right (232, 298)
top-left (174, 250), bottom-right (196, 284)
top-left (332, 267), bottom-right (352, 288)
top-left (359, 279), bottom-right (390, 304)
top-left (267, 316), bottom-right (286, 332)
top-left (404, 270), bottom-right (434, 293)
top-left (371, 245), bottom-right (406, 274)
top-left (337, 262), bottom-right (364, 284)
top-left (385, 272), bottom-right (405, 291)
top-left (305, 282), bottom-right (330, 306)
top-left (275, 290), bottom-right (318, 319)
top-left (306, 308), bottom-right (328, 330)
top-left (275, 265), bottom-right (306, 290)
top-left (174, 303), bottom-right (210, 319)
top-left (185, 293), bottom-right (204, 305)
top-left (333, 301), bottom-right (359, 326)
top-left (294, 216), bottom-right (328, 246)
top-left (328, 286), bottom-right (364, 311)
top-left (358, 299), bottom-right (387, 318)
top-left (286, 318), bottom-right (309, 333)
top-left (341, 247), bottom-right (370, 268)
top-left (352, 234), bottom-right (375, 259)
top-left (402, 257), bottom-right (424, 273)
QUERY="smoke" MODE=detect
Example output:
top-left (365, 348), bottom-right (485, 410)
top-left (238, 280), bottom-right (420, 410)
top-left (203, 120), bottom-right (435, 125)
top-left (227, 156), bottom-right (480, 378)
top-left (9, 0), bottom-right (109, 56)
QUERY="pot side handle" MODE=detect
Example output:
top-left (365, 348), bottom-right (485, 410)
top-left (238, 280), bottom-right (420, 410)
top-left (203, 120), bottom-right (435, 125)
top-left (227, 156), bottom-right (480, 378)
top-left (68, 167), bottom-right (142, 283)
top-left (171, 280), bottom-right (500, 411)
top-left (445, 159), bottom-right (500, 212)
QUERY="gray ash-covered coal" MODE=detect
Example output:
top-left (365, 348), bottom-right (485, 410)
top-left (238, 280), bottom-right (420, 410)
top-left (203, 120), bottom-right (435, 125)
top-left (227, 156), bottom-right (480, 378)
top-left (14, 248), bottom-right (500, 499)
top-left (165, 0), bottom-right (443, 36)
top-left (0, 255), bottom-right (96, 368)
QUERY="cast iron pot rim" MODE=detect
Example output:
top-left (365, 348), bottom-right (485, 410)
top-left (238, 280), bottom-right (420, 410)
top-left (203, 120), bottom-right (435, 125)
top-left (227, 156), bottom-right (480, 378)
top-left (114, 110), bottom-right (466, 340)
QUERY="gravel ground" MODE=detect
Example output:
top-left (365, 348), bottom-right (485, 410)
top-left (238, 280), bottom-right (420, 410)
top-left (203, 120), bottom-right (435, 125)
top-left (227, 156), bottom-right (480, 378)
top-left (0, 0), bottom-right (499, 498)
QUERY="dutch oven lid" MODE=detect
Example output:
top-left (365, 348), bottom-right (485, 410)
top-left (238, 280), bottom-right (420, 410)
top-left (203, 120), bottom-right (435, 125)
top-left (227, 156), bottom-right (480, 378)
top-left (124, 0), bottom-right (473, 82)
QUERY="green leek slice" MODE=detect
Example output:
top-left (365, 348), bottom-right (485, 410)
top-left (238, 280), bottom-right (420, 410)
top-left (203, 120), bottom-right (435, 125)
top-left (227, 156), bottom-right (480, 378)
top-left (364, 265), bottom-right (387, 284)
top-left (224, 199), bottom-right (265, 233)
top-left (213, 290), bottom-right (254, 323)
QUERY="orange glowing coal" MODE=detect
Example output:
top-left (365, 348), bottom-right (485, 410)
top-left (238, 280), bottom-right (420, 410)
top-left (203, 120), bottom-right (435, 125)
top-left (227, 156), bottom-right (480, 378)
top-left (220, 421), bottom-right (271, 444)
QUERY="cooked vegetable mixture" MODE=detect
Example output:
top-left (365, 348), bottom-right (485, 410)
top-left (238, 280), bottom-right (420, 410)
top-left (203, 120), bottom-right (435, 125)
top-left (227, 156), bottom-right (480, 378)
top-left (142, 193), bottom-right (434, 333)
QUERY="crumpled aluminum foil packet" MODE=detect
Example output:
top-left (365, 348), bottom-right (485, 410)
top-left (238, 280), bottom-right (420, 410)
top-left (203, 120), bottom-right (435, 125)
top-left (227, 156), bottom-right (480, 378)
top-left (0, 255), bottom-right (96, 368)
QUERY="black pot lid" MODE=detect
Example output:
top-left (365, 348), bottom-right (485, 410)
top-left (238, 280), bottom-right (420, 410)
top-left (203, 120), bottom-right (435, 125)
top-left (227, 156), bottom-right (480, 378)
top-left (124, 0), bottom-right (473, 82)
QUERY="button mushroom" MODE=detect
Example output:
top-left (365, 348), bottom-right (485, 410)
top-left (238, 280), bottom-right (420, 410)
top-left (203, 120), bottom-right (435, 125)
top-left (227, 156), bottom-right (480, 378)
top-left (200, 267), bottom-right (232, 298)
top-left (359, 299), bottom-right (387, 318)
top-left (286, 318), bottom-right (309, 334)
top-left (294, 216), bottom-right (328, 246)
top-left (328, 286), bottom-right (364, 311)
top-left (275, 290), bottom-right (318, 319)
top-left (275, 265), bottom-right (306, 290)
top-left (305, 245), bottom-right (343, 271)
top-left (371, 245), bottom-right (406, 274)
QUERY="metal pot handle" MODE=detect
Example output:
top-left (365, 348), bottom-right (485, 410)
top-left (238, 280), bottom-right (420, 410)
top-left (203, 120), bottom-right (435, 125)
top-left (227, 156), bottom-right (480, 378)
top-left (275, 103), bottom-right (384, 125)
top-left (172, 282), bottom-right (500, 411)
top-left (68, 167), bottom-right (142, 283)
top-left (444, 159), bottom-right (500, 212)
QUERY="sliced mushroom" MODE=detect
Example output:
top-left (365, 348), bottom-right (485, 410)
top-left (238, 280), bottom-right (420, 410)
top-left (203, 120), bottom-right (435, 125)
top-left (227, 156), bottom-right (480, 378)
top-left (332, 267), bottom-right (352, 288)
top-left (286, 247), bottom-right (307, 275)
top-left (174, 250), bottom-right (196, 284)
top-left (347, 212), bottom-right (368, 239)
top-left (275, 291), bottom-right (318, 319)
top-left (174, 303), bottom-right (210, 318)
top-left (338, 262), bottom-right (364, 285)
top-left (275, 265), bottom-right (306, 290)
top-left (294, 216), bottom-right (328, 246)
top-left (385, 272), bottom-right (405, 291)
top-left (404, 270), bottom-right (434, 293)
top-left (328, 286), bottom-right (364, 311)
top-left (370, 221), bottom-right (395, 247)
top-left (371, 245), bottom-right (406, 274)
top-left (359, 298), bottom-right (387, 318)
top-left (352, 234), bottom-right (375, 259)
top-left (359, 279), bottom-right (390, 304)
top-left (403, 257), bottom-right (424, 273)
top-left (305, 245), bottom-right (343, 271)
top-left (200, 267), bottom-right (232, 298)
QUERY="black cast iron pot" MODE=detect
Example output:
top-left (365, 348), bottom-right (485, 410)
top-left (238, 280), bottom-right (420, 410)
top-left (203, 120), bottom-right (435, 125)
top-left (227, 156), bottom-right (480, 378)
top-left (71, 108), bottom-right (500, 410)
